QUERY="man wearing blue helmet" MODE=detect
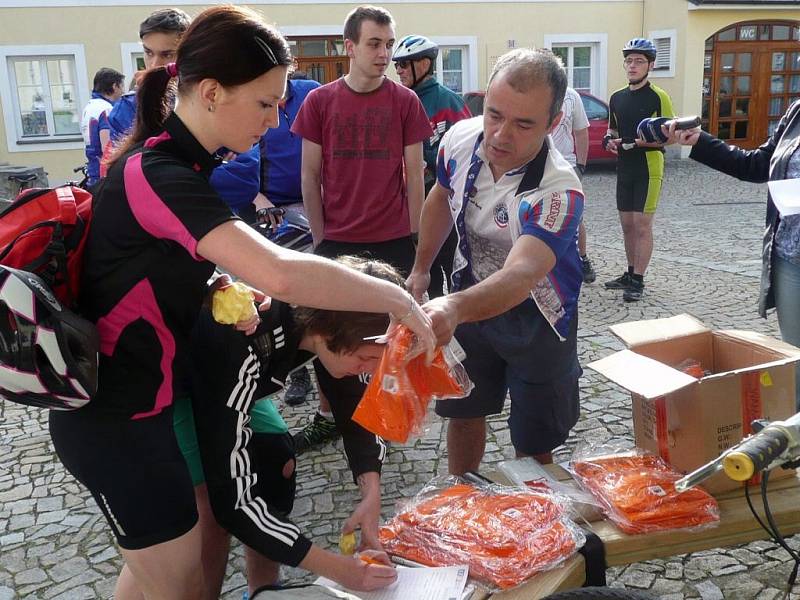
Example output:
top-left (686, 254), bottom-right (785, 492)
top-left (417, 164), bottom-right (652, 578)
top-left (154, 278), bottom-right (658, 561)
top-left (393, 34), bottom-right (472, 298)
top-left (603, 38), bottom-right (674, 302)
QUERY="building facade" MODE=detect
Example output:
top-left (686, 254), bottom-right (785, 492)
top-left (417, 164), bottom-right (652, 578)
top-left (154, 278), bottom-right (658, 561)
top-left (0, 0), bottom-right (798, 181)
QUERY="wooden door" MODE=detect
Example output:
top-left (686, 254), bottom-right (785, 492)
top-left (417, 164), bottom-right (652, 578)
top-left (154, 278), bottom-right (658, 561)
top-left (295, 57), bottom-right (348, 85)
top-left (765, 48), bottom-right (800, 139)
top-left (704, 21), bottom-right (800, 149)
top-left (709, 45), bottom-right (757, 147)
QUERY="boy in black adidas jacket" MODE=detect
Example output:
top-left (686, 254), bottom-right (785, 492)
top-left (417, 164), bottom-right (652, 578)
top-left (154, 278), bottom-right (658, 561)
top-left (178, 257), bottom-right (401, 596)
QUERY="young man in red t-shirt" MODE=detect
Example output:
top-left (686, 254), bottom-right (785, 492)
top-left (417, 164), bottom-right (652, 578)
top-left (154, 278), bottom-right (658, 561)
top-left (291, 4), bottom-right (432, 465)
top-left (293, 5), bottom-right (431, 259)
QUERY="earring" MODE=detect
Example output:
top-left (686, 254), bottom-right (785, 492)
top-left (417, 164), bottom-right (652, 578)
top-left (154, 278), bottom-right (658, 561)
top-left (208, 104), bottom-right (215, 113)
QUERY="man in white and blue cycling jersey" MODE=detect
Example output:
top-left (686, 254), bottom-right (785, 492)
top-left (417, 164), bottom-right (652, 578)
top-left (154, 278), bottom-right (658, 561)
top-left (408, 48), bottom-right (584, 476)
top-left (80, 68), bottom-right (123, 187)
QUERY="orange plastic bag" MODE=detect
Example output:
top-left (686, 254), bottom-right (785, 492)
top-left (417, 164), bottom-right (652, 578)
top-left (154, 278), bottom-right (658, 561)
top-left (379, 478), bottom-right (584, 589)
top-left (570, 447), bottom-right (719, 535)
top-left (352, 326), bottom-right (471, 443)
top-left (675, 358), bottom-right (707, 379)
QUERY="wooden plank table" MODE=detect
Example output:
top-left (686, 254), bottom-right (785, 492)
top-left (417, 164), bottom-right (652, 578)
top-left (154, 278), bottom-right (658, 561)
top-left (468, 466), bottom-right (800, 599)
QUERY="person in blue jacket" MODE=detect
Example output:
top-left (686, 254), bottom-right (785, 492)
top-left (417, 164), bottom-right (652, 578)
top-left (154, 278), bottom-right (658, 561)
top-left (211, 74), bottom-right (321, 223)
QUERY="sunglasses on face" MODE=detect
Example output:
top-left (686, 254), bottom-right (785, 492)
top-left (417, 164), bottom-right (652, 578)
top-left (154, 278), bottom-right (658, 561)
top-left (394, 60), bottom-right (410, 69)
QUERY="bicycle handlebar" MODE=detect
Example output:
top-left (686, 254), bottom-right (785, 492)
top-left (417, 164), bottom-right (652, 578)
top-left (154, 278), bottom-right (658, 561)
top-left (676, 412), bottom-right (800, 492)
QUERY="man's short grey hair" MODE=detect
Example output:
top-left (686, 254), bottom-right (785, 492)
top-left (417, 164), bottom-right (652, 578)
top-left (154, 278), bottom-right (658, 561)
top-left (488, 48), bottom-right (567, 125)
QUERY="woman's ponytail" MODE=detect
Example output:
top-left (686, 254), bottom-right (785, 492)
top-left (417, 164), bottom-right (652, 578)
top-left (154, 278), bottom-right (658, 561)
top-left (108, 65), bottom-right (176, 168)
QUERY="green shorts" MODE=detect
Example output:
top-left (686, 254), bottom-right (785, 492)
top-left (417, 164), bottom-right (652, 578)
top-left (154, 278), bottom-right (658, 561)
top-left (173, 395), bottom-right (289, 486)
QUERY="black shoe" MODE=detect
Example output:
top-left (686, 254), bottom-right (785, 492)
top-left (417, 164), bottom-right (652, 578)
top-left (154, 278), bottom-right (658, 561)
top-left (293, 412), bottom-right (340, 454)
top-left (581, 257), bottom-right (596, 284)
top-left (623, 279), bottom-right (645, 302)
top-left (604, 272), bottom-right (632, 290)
top-left (284, 368), bottom-right (312, 407)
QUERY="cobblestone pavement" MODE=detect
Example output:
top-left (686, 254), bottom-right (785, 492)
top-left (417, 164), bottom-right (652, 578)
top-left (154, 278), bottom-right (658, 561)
top-left (1, 158), bottom-right (799, 599)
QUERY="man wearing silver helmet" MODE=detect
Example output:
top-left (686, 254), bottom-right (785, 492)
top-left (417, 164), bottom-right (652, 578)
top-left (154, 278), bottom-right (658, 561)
top-left (393, 34), bottom-right (472, 298)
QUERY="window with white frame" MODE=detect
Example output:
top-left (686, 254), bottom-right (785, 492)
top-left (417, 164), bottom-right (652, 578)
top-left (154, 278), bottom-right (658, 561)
top-left (551, 44), bottom-right (593, 93)
top-left (648, 29), bottom-right (677, 78)
top-left (9, 56), bottom-right (80, 139)
top-left (434, 46), bottom-right (468, 94)
top-left (120, 42), bottom-right (145, 91)
top-left (544, 34), bottom-right (607, 100)
top-left (1, 45), bottom-right (88, 151)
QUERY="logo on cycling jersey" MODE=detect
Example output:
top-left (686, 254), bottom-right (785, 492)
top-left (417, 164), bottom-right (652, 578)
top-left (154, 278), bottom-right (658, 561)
top-left (494, 203), bottom-right (509, 228)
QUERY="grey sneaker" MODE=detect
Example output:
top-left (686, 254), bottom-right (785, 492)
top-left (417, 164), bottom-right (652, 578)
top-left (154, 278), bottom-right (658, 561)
top-left (293, 412), bottom-right (340, 454)
top-left (623, 279), bottom-right (645, 302)
top-left (284, 367), bottom-right (313, 407)
top-left (604, 272), bottom-right (632, 290)
top-left (581, 256), bottom-right (596, 284)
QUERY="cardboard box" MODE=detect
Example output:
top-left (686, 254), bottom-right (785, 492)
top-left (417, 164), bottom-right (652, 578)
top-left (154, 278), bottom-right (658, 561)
top-left (589, 314), bottom-right (800, 494)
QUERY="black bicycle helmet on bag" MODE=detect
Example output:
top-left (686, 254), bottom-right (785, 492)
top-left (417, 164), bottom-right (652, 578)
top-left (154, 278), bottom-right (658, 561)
top-left (0, 266), bottom-right (99, 410)
top-left (622, 38), bottom-right (657, 62)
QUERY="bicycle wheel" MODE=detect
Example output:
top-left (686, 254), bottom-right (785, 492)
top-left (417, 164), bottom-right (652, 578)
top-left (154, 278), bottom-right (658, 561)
top-left (542, 587), bottom-right (658, 600)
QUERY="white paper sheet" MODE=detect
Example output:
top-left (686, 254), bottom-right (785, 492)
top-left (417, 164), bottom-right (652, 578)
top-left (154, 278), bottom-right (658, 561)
top-left (768, 179), bottom-right (800, 216)
top-left (315, 565), bottom-right (469, 600)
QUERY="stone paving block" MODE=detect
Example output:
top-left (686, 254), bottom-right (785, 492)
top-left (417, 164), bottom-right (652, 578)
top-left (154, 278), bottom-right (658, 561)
top-left (14, 567), bottom-right (47, 586)
top-left (48, 556), bottom-right (90, 583)
top-left (44, 569), bottom-right (102, 600)
top-left (694, 580), bottom-right (724, 600)
top-left (617, 567), bottom-right (656, 588)
top-left (48, 584), bottom-right (96, 600)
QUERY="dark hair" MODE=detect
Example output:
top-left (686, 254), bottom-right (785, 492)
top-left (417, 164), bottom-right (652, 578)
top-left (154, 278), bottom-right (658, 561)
top-left (343, 5), bottom-right (394, 44)
top-left (112, 5), bottom-right (292, 166)
top-left (92, 67), bottom-right (124, 95)
top-left (139, 8), bottom-right (190, 39)
top-left (488, 48), bottom-right (567, 125)
top-left (293, 256), bottom-right (405, 354)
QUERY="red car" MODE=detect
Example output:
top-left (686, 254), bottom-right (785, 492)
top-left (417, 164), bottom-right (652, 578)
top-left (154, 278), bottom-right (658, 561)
top-left (462, 90), bottom-right (615, 165)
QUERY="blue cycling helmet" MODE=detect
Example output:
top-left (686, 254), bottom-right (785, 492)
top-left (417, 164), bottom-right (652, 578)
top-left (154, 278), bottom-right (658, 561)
top-left (623, 38), bottom-right (657, 62)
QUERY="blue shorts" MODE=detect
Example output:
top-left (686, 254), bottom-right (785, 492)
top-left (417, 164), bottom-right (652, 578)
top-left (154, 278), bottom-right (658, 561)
top-left (435, 299), bottom-right (581, 455)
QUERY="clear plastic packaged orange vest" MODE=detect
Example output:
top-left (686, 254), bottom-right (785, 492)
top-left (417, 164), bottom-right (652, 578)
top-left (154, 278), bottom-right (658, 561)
top-left (570, 444), bottom-right (720, 535)
top-left (353, 326), bottom-right (472, 443)
top-left (379, 476), bottom-right (585, 589)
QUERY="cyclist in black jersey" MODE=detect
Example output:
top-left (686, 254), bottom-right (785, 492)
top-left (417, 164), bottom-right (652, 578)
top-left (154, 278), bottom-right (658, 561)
top-left (48, 7), bottom-right (435, 599)
top-left (603, 38), bottom-right (674, 302)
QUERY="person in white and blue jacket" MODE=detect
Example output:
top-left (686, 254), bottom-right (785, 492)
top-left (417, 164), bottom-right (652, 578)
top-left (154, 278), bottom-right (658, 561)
top-left (408, 48), bottom-right (585, 477)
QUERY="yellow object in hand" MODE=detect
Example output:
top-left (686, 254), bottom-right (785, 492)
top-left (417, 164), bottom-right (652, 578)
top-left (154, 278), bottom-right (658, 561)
top-left (212, 282), bottom-right (257, 325)
top-left (339, 532), bottom-right (357, 555)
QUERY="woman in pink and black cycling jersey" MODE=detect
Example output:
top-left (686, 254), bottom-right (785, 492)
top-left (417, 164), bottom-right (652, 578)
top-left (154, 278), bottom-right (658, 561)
top-left (48, 6), bottom-right (434, 599)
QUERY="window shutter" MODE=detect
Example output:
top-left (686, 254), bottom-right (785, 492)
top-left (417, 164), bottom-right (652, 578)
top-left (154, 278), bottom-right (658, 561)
top-left (653, 37), bottom-right (672, 71)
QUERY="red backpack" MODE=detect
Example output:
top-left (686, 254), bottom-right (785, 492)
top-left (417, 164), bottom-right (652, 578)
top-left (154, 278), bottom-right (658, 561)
top-left (0, 185), bottom-right (92, 309)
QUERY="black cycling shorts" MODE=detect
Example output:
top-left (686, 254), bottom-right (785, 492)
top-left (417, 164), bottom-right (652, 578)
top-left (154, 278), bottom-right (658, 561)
top-left (616, 151), bottom-right (665, 214)
top-left (49, 406), bottom-right (197, 550)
